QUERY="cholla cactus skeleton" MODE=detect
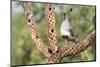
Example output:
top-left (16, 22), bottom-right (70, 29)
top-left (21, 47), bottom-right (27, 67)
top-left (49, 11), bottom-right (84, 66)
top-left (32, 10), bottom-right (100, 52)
top-left (21, 1), bottom-right (96, 63)
top-left (45, 4), bottom-right (58, 52)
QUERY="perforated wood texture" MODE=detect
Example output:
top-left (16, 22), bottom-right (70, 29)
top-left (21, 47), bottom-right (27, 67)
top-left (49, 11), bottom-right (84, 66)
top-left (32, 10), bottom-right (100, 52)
top-left (45, 4), bottom-right (58, 52)
top-left (21, 2), bottom-right (51, 58)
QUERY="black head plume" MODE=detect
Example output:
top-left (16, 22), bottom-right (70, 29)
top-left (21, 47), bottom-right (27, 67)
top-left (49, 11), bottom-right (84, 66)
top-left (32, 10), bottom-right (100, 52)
top-left (63, 8), bottom-right (72, 20)
top-left (67, 8), bottom-right (72, 14)
top-left (69, 8), bottom-right (72, 12)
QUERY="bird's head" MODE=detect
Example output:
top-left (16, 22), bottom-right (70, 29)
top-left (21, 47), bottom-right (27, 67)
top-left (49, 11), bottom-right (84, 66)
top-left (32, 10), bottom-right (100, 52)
top-left (64, 8), bottom-right (72, 20)
top-left (67, 8), bottom-right (72, 15)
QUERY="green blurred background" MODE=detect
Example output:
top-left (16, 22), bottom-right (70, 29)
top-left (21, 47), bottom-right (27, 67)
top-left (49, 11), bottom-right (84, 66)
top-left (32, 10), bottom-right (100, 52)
top-left (12, 1), bottom-right (96, 66)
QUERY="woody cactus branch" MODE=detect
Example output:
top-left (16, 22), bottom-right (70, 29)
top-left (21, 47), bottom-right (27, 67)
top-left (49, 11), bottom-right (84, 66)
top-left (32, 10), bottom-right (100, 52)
top-left (45, 4), bottom-right (58, 52)
top-left (62, 30), bottom-right (96, 57)
top-left (21, 1), bottom-right (51, 58)
top-left (47, 30), bottom-right (96, 63)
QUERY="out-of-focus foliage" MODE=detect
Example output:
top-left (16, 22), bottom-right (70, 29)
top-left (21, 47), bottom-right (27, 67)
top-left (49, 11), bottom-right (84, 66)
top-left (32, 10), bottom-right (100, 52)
top-left (12, 1), bottom-right (96, 66)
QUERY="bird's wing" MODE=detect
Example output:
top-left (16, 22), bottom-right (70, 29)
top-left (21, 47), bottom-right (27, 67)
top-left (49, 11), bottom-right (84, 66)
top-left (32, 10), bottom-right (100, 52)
top-left (69, 29), bottom-right (75, 36)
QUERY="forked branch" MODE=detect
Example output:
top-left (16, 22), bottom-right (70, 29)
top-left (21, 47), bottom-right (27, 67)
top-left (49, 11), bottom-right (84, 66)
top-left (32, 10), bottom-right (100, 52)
top-left (47, 30), bottom-right (96, 63)
top-left (21, 1), bottom-right (96, 63)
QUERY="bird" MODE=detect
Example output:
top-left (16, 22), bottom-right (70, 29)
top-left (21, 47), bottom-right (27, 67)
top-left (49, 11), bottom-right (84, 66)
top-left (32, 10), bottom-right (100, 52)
top-left (60, 8), bottom-right (79, 43)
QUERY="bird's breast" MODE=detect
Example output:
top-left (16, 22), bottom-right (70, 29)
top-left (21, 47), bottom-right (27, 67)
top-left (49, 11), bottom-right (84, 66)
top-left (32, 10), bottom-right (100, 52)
top-left (60, 20), bottom-right (71, 36)
top-left (60, 28), bottom-right (70, 36)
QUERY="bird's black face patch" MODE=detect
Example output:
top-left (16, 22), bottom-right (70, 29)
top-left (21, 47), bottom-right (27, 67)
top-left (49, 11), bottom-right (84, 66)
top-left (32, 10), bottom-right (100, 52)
top-left (63, 12), bottom-right (66, 20)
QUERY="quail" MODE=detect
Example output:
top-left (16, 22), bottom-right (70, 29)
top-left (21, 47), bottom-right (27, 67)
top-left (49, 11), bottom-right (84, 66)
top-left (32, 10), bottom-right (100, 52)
top-left (60, 8), bottom-right (79, 43)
